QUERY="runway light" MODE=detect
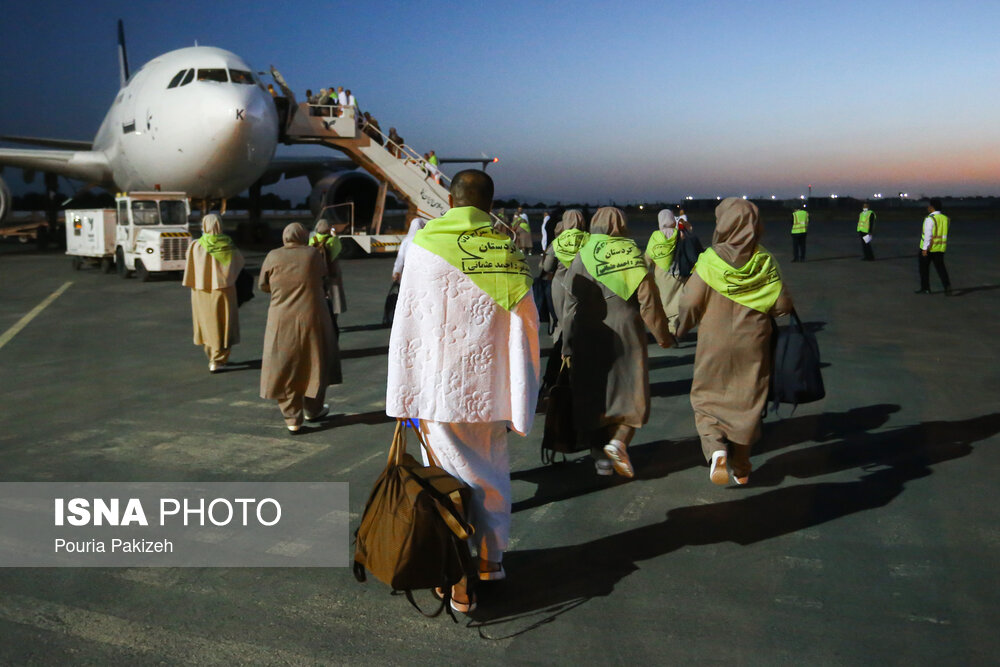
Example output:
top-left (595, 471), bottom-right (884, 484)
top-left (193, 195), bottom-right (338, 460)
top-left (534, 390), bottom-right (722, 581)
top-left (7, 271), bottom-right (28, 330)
top-left (716, 196), bottom-right (722, 200)
top-left (770, 195), bottom-right (776, 199)
top-left (742, 195), bottom-right (748, 200)
top-left (638, 204), bottom-right (644, 210)
top-left (800, 195), bottom-right (806, 200)
top-left (685, 195), bottom-right (694, 200)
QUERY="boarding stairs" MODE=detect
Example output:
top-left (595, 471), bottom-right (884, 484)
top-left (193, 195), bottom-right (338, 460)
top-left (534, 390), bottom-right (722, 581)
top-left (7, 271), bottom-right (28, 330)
top-left (282, 103), bottom-right (452, 230)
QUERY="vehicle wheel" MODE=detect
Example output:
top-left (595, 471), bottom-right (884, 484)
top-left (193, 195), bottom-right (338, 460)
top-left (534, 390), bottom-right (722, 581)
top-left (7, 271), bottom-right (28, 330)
top-left (100, 256), bottom-right (114, 274)
top-left (116, 247), bottom-right (132, 279)
top-left (135, 258), bottom-right (150, 282)
top-left (71, 256), bottom-right (83, 271)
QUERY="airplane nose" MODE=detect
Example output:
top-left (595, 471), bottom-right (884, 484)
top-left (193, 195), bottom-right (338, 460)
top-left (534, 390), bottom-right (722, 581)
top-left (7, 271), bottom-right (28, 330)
top-left (193, 84), bottom-right (279, 197)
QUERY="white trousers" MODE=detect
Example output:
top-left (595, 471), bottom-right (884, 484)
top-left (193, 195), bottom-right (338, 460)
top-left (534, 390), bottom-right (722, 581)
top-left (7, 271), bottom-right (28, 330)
top-left (419, 420), bottom-right (511, 563)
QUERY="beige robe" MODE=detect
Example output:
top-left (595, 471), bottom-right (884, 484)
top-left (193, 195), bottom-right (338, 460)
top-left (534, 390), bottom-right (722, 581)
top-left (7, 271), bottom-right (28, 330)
top-left (562, 256), bottom-right (672, 431)
top-left (182, 216), bottom-right (244, 355)
top-left (676, 197), bottom-right (794, 452)
top-left (259, 242), bottom-right (342, 400)
top-left (646, 258), bottom-right (684, 335)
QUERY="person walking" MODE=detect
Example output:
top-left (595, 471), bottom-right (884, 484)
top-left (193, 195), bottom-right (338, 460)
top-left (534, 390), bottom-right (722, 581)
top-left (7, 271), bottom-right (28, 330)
top-left (182, 214), bottom-right (244, 372)
top-left (309, 219), bottom-right (347, 332)
top-left (539, 210), bottom-right (553, 251)
top-left (259, 223), bottom-right (342, 432)
top-left (391, 216), bottom-right (428, 283)
top-left (542, 210), bottom-right (589, 330)
top-left (645, 209), bottom-right (685, 334)
top-left (386, 170), bottom-right (539, 613)
top-left (562, 207), bottom-right (675, 478)
top-left (677, 198), bottom-right (794, 486)
top-left (857, 202), bottom-right (875, 261)
top-left (916, 198), bottom-right (951, 295)
top-left (514, 207), bottom-right (532, 255)
top-left (791, 205), bottom-right (808, 262)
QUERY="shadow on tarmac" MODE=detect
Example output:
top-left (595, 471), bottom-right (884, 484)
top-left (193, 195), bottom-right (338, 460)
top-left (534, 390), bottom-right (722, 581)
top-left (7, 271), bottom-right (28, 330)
top-left (512, 404), bottom-right (902, 514)
top-left (340, 322), bottom-right (390, 333)
top-left (647, 353), bottom-right (695, 370)
top-left (948, 284), bottom-right (1000, 297)
top-left (474, 412), bottom-right (998, 637)
top-left (340, 345), bottom-right (390, 359)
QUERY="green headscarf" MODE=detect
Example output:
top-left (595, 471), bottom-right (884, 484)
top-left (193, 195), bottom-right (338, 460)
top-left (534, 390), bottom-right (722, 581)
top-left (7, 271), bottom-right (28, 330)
top-left (552, 210), bottom-right (589, 268)
top-left (694, 246), bottom-right (782, 313)
top-left (310, 219), bottom-right (343, 260)
top-left (413, 206), bottom-right (532, 310)
top-left (578, 207), bottom-right (648, 301)
top-left (198, 214), bottom-right (236, 266)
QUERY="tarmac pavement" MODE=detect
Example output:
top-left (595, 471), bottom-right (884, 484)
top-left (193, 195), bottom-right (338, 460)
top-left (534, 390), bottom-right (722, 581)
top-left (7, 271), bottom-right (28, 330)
top-left (0, 214), bottom-right (998, 665)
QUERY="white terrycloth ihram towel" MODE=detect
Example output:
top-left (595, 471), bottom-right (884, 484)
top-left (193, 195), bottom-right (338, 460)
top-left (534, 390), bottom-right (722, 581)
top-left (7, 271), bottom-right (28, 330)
top-left (386, 244), bottom-right (540, 435)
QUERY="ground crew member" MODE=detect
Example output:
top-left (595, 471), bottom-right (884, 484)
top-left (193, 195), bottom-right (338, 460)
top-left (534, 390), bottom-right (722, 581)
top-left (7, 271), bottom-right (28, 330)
top-left (916, 198), bottom-right (951, 295)
top-left (857, 202), bottom-right (875, 261)
top-left (791, 206), bottom-right (808, 262)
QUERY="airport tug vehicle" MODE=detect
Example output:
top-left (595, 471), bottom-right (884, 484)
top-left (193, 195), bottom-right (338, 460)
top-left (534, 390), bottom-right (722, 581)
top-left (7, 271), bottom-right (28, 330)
top-left (65, 192), bottom-right (191, 281)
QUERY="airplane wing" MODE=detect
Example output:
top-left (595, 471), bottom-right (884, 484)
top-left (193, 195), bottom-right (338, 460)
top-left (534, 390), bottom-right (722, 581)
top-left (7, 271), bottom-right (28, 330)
top-left (0, 135), bottom-right (94, 150)
top-left (260, 155), bottom-right (358, 185)
top-left (0, 148), bottom-right (112, 184)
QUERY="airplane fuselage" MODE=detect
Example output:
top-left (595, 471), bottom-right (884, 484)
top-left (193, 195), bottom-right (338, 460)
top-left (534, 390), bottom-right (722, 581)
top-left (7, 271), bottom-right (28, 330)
top-left (93, 46), bottom-right (279, 199)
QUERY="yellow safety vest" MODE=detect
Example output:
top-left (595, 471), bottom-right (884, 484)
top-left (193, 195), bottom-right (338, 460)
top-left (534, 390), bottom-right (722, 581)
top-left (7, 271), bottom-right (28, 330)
top-left (922, 213), bottom-right (949, 253)
top-left (791, 210), bottom-right (809, 234)
top-left (857, 210), bottom-right (872, 233)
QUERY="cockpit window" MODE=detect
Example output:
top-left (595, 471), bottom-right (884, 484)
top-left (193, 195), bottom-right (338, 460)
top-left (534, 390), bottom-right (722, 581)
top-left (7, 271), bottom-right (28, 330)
top-left (180, 69), bottom-right (195, 86)
top-left (167, 70), bottom-right (187, 89)
top-left (132, 201), bottom-right (160, 226)
top-left (197, 69), bottom-right (229, 83)
top-left (229, 69), bottom-right (255, 85)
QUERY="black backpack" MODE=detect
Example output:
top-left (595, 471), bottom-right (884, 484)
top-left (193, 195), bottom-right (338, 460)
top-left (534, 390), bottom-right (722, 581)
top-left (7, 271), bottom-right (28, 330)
top-left (768, 310), bottom-right (825, 413)
top-left (674, 232), bottom-right (705, 278)
top-left (382, 281), bottom-right (400, 327)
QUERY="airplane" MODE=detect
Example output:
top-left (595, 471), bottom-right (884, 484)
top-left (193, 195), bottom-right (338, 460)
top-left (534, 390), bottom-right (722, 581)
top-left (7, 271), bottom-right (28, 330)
top-left (0, 21), bottom-right (480, 229)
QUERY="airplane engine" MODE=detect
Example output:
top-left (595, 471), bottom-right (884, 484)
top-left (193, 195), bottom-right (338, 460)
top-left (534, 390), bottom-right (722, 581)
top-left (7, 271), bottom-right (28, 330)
top-left (308, 171), bottom-right (379, 227)
top-left (0, 175), bottom-right (11, 224)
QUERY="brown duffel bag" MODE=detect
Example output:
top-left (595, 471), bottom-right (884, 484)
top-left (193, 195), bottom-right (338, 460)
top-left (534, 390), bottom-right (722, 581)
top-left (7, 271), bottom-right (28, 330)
top-left (353, 420), bottom-right (476, 614)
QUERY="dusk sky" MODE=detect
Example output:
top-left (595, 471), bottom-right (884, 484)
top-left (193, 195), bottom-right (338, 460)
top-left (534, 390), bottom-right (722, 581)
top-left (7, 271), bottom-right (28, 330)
top-left (1, 0), bottom-right (998, 203)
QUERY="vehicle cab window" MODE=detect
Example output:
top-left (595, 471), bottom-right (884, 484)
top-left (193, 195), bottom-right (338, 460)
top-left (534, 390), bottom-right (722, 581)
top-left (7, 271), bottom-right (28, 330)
top-left (167, 70), bottom-right (187, 88)
top-left (117, 200), bottom-right (128, 225)
top-left (229, 69), bottom-right (255, 85)
top-left (180, 69), bottom-right (195, 86)
top-left (159, 201), bottom-right (187, 226)
top-left (131, 201), bottom-right (160, 226)
top-left (197, 69), bottom-right (228, 83)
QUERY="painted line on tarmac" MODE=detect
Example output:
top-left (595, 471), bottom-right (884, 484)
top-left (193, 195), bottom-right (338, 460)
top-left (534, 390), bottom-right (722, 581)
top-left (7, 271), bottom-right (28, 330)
top-left (0, 281), bottom-right (73, 351)
top-left (336, 450), bottom-right (385, 475)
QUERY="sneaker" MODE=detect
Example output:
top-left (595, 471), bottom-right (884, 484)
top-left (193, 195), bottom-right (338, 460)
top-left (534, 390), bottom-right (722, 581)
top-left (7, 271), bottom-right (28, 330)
top-left (602, 440), bottom-right (634, 479)
top-left (733, 473), bottom-right (750, 486)
top-left (287, 424), bottom-right (301, 433)
top-left (208, 362), bottom-right (219, 372)
top-left (305, 404), bottom-right (330, 422)
top-left (710, 450), bottom-right (729, 485)
top-left (595, 459), bottom-right (614, 476)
